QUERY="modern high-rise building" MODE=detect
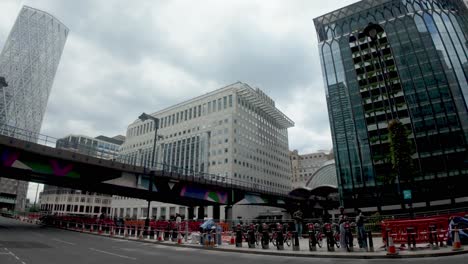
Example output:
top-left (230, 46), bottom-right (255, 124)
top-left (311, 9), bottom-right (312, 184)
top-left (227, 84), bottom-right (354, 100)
top-left (314, 0), bottom-right (468, 212)
top-left (0, 6), bottom-right (68, 212)
top-left (39, 134), bottom-right (124, 216)
top-left (289, 150), bottom-right (333, 187)
top-left (116, 82), bottom-right (294, 219)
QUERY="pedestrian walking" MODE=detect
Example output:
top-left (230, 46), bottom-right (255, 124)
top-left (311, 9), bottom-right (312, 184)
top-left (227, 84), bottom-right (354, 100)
top-left (356, 209), bottom-right (367, 249)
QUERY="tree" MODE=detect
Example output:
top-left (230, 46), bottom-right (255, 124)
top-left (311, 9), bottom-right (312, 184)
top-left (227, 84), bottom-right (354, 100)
top-left (388, 119), bottom-right (414, 183)
top-left (388, 119), bottom-right (415, 213)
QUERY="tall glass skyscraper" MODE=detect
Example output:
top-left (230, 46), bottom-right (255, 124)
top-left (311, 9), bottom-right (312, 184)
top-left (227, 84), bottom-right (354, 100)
top-left (0, 6), bottom-right (68, 136)
top-left (314, 0), bottom-right (468, 212)
top-left (0, 6), bottom-right (68, 211)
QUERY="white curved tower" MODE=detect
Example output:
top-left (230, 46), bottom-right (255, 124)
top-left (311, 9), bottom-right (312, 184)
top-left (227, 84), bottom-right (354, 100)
top-left (0, 5), bottom-right (68, 136)
top-left (0, 6), bottom-right (68, 212)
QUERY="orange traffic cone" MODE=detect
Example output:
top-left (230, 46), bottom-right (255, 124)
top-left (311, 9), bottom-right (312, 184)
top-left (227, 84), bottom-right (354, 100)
top-left (230, 232), bottom-right (235, 245)
top-left (452, 228), bottom-right (464, 251)
top-left (177, 232), bottom-right (183, 245)
top-left (387, 235), bottom-right (398, 256)
top-left (158, 230), bottom-right (164, 241)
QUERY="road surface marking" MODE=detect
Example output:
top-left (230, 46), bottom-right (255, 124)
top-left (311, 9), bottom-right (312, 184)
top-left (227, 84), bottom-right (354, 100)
top-left (4, 248), bottom-right (26, 264)
top-left (52, 238), bottom-right (76, 245)
top-left (89, 248), bottom-right (137, 260)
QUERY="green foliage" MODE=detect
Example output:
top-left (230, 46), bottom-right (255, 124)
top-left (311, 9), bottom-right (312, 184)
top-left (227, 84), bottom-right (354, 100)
top-left (388, 119), bottom-right (415, 182)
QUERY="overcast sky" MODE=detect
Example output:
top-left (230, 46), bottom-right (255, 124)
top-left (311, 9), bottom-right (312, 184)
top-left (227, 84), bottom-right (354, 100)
top-left (0, 0), bottom-right (359, 201)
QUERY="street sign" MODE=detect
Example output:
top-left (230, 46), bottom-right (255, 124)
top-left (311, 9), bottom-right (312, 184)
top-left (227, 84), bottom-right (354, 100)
top-left (403, 190), bottom-right (412, 200)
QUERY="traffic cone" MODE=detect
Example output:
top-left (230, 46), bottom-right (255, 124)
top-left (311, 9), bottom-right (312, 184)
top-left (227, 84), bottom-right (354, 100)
top-left (90, 224), bottom-right (94, 233)
top-left (387, 235), bottom-right (398, 256)
top-left (452, 229), bottom-right (464, 251)
top-left (98, 225), bottom-right (103, 235)
top-left (124, 227), bottom-right (129, 238)
top-left (138, 228), bottom-right (144, 240)
top-left (177, 232), bottom-right (183, 245)
top-left (158, 230), bottom-right (164, 241)
top-left (230, 232), bottom-right (235, 245)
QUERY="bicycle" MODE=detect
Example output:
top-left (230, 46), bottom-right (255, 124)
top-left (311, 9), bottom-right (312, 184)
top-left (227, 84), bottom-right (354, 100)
top-left (332, 223), bottom-right (341, 248)
top-left (311, 223), bottom-right (323, 248)
top-left (283, 223), bottom-right (293, 247)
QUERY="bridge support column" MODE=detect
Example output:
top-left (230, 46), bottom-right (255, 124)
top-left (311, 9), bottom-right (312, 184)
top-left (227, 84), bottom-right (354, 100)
top-left (224, 205), bottom-right (232, 223)
top-left (197, 206), bottom-right (205, 221)
top-left (188, 207), bottom-right (195, 220)
top-left (213, 205), bottom-right (220, 221)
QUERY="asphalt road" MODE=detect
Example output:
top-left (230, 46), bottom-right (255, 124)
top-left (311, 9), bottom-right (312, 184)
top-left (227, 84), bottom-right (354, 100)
top-left (0, 216), bottom-right (467, 264)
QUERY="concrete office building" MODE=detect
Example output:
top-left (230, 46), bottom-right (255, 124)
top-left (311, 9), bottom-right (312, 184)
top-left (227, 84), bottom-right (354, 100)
top-left (314, 0), bottom-right (468, 212)
top-left (116, 82), bottom-right (294, 219)
top-left (39, 135), bottom-right (124, 216)
top-left (0, 6), bottom-right (68, 211)
top-left (290, 150), bottom-right (333, 187)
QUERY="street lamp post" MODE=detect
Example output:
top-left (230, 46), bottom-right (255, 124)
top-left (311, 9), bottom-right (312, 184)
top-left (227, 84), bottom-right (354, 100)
top-left (138, 112), bottom-right (159, 229)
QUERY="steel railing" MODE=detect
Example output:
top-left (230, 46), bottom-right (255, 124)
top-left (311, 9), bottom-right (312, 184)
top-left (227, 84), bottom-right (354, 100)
top-left (0, 123), bottom-right (291, 197)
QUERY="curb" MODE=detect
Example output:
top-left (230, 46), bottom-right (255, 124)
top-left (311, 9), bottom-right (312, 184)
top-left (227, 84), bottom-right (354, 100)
top-left (44, 224), bottom-right (468, 259)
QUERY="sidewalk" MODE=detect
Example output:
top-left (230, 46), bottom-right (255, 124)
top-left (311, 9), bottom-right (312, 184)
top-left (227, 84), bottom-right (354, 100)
top-left (52, 223), bottom-right (468, 259)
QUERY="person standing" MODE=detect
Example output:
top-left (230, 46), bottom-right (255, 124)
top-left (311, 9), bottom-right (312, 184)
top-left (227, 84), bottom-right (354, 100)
top-left (356, 209), bottom-right (367, 249)
top-left (338, 206), bottom-right (347, 250)
top-left (293, 208), bottom-right (303, 238)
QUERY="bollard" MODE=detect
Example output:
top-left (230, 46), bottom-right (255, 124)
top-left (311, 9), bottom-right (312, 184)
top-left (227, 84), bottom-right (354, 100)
top-left (429, 225), bottom-right (439, 250)
top-left (276, 230), bottom-right (284, 250)
top-left (147, 226), bottom-right (151, 240)
top-left (185, 222), bottom-right (189, 242)
top-left (261, 228), bottom-right (270, 249)
top-left (386, 228), bottom-right (392, 249)
top-left (367, 231), bottom-right (374, 252)
top-left (235, 227), bottom-right (243, 247)
top-left (248, 229), bottom-right (256, 248)
top-left (406, 227), bottom-right (416, 250)
top-left (292, 231), bottom-right (300, 251)
top-left (164, 229), bottom-right (170, 241)
top-left (216, 225), bottom-right (222, 246)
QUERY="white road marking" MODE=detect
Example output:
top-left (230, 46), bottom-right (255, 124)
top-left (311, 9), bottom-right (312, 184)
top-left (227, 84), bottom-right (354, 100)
top-left (89, 248), bottom-right (137, 260)
top-left (4, 247), bottom-right (27, 264)
top-left (51, 238), bottom-right (76, 245)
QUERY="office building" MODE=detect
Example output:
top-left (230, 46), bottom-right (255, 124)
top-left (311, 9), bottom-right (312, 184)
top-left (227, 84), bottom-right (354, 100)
top-left (0, 6), bottom-right (68, 211)
top-left (115, 82), bottom-right (294, 219)
top-left (290, 150), bottom-right (332, 187)
top-left (314, 0), bottom-right (468, 212)
top-left (39, 135), bottom-right (124, 216)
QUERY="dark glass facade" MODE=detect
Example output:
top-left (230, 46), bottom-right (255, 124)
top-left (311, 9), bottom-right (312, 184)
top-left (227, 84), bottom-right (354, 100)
top-left (314, 0), bottom-right (468, 211)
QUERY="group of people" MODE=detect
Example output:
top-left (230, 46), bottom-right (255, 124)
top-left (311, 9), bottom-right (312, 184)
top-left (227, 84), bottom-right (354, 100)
top-left (292, 206), bottom-right (369, 249)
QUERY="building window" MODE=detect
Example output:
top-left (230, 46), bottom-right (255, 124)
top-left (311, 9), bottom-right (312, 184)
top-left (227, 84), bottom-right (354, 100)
top-left (218, 98), bottom-right (222, 111)
top-left (223, 96), bottom-right (227, 109)
top-left (229, 95), bottom-right (233, 107)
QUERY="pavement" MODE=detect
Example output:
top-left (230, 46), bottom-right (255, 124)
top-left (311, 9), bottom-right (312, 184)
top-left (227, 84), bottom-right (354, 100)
top-left (2, 216), bottom-right (468, 264)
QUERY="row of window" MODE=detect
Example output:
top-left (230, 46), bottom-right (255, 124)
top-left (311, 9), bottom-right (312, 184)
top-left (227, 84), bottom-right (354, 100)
top-left (41, 195), bottom-right (111, 205)
top-left (127, 95), bottom-right (234, 139)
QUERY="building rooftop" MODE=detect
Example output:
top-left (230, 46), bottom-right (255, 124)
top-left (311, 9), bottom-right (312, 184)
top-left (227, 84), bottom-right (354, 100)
top-left (313, 0), bottom-right (390, 26)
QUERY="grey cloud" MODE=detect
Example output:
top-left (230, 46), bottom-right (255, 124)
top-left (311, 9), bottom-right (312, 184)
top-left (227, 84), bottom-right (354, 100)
top-left (1, 0), bottom-right (361, 154)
